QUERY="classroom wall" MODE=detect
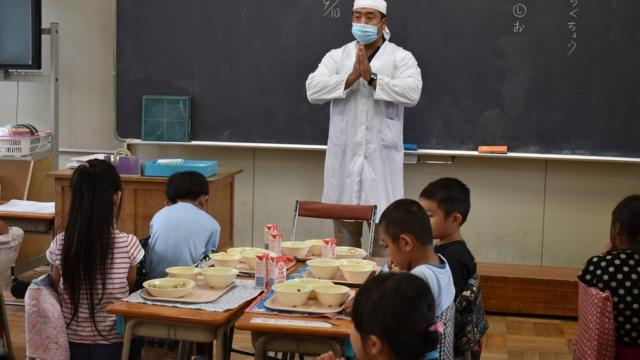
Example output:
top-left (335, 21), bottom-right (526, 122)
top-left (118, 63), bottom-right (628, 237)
top-left (0, 0), bottom-right (120, 151)
top-left (124, 144), bottom-right (640, 268)
top-left (5, 0), bottom-right (640, 268)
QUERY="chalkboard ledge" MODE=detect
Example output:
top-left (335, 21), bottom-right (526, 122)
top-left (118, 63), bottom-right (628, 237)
top-left (125, 140), bottom-right (640, 164)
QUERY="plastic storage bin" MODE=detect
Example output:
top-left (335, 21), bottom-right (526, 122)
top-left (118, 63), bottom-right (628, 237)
top-left (143, 160), bottom-right (218, 178)
top-left (0, 133), bottom-right (51, 157)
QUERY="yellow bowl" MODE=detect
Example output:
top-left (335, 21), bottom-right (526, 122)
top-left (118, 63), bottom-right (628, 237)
top-left (281, 241), bottom-right (312, 258)
top-left (307, 258), bottom-right (341, 279)
top-left (143, 278), bottom-right (196, 298)
top-left (336, 246), bottom-right (367, 259)
top-left (271, 282), bottom-right (313, 307)
top-left (339, 264), bottom-right (374, 283)
top-left (315, 284), bottom-right (350, 307)
top-left (165, 266), bottom-right (200, 280)
top-left (210, 252), bottom-right (242, 268)
top-left (240, 248), bottom-right (274, 269)
top-left (200, 266), bottom-right (239, 289)
top-left (285, 278), bottom-right (334, 299)
top-left (304, 239), bottom-right (326, 256)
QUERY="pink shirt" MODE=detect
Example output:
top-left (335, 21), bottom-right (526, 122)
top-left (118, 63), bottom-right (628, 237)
top-left (46, 230), bottom-right (144, 344)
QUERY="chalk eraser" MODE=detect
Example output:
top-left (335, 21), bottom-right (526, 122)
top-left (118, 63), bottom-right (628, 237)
top-left (478, 145), bottom-right (508, 154)
top-left (404, 143), bottom-right (418, 151)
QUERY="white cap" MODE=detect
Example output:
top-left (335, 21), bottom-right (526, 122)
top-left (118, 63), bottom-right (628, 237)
top-left (353, 0), bottom-right (387, 14)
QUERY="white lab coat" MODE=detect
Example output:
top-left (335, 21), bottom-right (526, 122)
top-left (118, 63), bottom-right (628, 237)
top-left (306, 40), bottom-right (422, 220)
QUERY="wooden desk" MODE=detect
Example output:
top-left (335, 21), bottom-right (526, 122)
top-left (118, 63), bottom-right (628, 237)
top-left (107, 299), bottom-right (253, 360)
top-left (236, 305), bottom-right (350, 359)
top-left (236, 312), bottom-right (351, 338)
top-left (235, 259), bottom-right (364, 359)
top-left (0, 201), bottom-right (54, 274)
top-left (47, 168), bottom-right (242, 250)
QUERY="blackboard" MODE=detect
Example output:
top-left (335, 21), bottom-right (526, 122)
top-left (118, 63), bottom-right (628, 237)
top-left (117, 0), bottom-right (640, 158)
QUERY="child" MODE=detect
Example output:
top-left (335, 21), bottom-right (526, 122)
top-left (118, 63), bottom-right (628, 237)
top-left (419, 178), bottom-right (475, 299)
top-left (0, 220), bottom-right (7, 235)
top-left (378, 198), bottom-right (455, 315)
top-left (578, 195), bottom-right (640, 349)
top-left (420, 178), bottom-right (486, 359)
top-left (317, 272), bottom-right (441, 360)
top-left (146, 171), bottom-right (220, 279)
top-left (47, 159), bottom-right (144, 358)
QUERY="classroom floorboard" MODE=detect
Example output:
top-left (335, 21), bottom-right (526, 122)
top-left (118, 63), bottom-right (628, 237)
top-left (3, 301), bottom-right (577, 359)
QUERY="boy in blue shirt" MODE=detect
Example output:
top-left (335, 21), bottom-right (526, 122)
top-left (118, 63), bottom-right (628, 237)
top-left (146, 171), bottom-right (220, 279)
top-left (379, 199), bottom-right (455, 315)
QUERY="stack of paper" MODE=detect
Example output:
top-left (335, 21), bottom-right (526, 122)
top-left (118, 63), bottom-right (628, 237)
top-left (0, 200), bottom-right (55, 214)
top-left (66, 154), bottom-right (111, 168)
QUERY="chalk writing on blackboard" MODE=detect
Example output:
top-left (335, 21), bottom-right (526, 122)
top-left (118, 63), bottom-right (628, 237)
top-left (512, 2), bottom-right (527, 33)
top-left (567, 0), bottom-right (579, 56)
top-left (323, 0), bottom-right (341, 18)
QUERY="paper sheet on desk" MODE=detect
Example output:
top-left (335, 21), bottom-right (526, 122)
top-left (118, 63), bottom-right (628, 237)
top-left (0, 200), bottom-right (55, 214)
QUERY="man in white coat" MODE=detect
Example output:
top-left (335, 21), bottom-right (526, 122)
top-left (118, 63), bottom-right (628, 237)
top-left (306, 0), bottom-right (422, 255)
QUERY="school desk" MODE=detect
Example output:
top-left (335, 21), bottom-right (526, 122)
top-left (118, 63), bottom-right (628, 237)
top-left (236, 258), bottom-right (386, 359)
top-left (0, 200), bottom-right (54, 275)
top-left (235, 312), bottom-right (351, 359)
top-left (47, 168), bottom-right (242, 251)
top-left (107, 298), bottom-right (253, 360)
top-left (108, 262), bottom-right (304, 359)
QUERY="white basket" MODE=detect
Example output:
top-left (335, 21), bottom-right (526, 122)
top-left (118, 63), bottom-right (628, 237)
top-left (0, 132), bottom-right (52, 157)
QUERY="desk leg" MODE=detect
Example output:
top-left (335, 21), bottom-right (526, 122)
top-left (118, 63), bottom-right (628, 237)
top-left (215, 327), bottom-right (226, 360)
top-left (121, 318), bottom-right (140, 360)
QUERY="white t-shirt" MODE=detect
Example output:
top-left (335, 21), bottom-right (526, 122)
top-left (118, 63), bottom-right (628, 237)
top-left (410, 255), bottom-right (456, 315)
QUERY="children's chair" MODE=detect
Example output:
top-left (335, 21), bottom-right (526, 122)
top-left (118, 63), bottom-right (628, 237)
top-left (291, 200), bottom-right (377, 255)
top-left (436, 302), bottom-right (456, 360)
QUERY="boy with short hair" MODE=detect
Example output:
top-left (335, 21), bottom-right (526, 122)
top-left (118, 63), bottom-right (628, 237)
top-left (420, 177), bottom-right (486, 360)
top-left (419, 177), bottom-right (475, 298)
top-left (378, 198), bottom-right (455, 315)
top-left (146, 171), bottom-right (221, 279)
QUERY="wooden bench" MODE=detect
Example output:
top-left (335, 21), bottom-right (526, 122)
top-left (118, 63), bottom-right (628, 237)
top-left (478, 263), bottom-right (580, 317)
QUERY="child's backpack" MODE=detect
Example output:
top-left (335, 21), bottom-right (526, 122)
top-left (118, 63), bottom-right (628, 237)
top-left (453, 273), bottom-right (489, 356)
top-left (133, 236), bottom-right (150, 291)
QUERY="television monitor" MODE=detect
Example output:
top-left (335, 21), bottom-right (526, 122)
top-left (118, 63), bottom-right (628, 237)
top-left (0, 0), bottom-right (42, 70)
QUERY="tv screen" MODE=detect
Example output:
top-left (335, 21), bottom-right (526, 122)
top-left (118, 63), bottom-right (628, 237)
top-left (0, 0), bottom-right (42, 70)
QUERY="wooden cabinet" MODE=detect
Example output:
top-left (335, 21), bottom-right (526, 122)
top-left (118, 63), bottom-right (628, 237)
top-left (48, 168), bottom-right (242, 251)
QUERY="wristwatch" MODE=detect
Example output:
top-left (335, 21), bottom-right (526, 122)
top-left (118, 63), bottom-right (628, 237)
top-left (368, 72), bottom-right (378, 86)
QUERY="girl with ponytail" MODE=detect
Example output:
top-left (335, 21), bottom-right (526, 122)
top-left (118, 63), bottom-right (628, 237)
top-left (318, 272), bottom-right (441, 360)
top-left (47, 159), bottom-right (144, 358)
top-left (578, 194), bottom-right (640, 350)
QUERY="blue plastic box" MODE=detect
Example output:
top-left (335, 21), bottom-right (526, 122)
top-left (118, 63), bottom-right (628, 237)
top-left (143, 160), bottom-right (218, 178)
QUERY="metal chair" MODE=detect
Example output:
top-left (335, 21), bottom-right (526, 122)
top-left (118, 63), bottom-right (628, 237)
top-left (291, 200), bottom-right (377, 255)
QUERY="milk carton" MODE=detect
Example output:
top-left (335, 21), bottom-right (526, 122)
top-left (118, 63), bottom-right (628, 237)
top-left (264, 224), bottom-right (279, 249)
top-left (268, 232), bottom-right (283, 255)
top-left (269, 255), bottom-right (288, 286)
top-left (322, 238), bottom-right (337, 258)
top-left (255, 253), bottom-right (269, 289)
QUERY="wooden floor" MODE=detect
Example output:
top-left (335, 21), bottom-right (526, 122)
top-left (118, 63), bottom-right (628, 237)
top-left (4, 303), bottom-right (576, 359)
